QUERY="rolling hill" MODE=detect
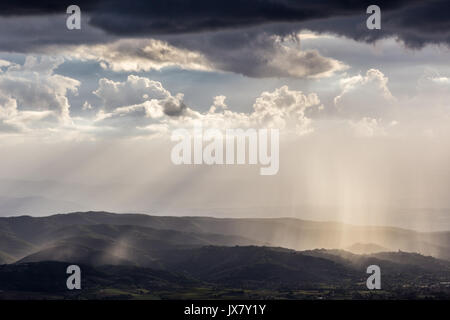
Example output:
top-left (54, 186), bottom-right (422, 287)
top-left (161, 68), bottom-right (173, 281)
top-left (1, 246), bottom-right (450, 299)
top-left (0, 211), bottom-right (448, 261)
top-left (0, 211), bottom-right (449, 299)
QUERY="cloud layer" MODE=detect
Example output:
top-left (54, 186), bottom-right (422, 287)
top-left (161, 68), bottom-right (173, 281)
top-left (1, 0), bottom-right (448, 48)
top-left (92, 74), bottom-right (322, 137)
top-left (1, 53), bottom-right (450, 142)
top-left (0, 56), bottom-right (79, 132)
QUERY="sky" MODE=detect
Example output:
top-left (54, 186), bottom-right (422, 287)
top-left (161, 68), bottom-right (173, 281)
top-left (0, 1), bottom-right (450, 231)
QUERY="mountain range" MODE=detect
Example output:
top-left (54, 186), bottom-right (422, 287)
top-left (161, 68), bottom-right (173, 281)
top-left (0, 211), bottom-right (449, 299)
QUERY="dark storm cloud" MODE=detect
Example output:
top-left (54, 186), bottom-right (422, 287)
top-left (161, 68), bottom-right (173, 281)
top-left (0, 1), bottom-right (411, 25)
top-left (0, 15), bottom-right (114, 52)
top-left (0, 0), bottom-right (448, 48)
top-left (0, 0), bottom-right (448, 80)
top-left (0, 0), bottom-right (450, 47)
top-left (0, 1), bottom-right (429, 34)
top-left (85, 0), bottom-right (412, 35)
top-left (0, 1), bottom-right (99, 15)
top-left (299, 1), bottom-right (450, 48)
